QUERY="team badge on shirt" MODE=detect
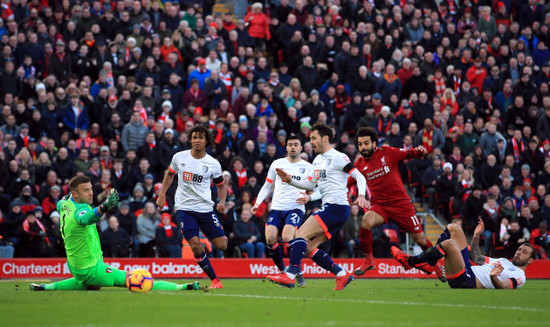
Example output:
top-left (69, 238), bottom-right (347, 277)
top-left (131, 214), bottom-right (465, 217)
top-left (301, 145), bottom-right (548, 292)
top-left (299, 168), bottom-right (305, 174)
top-left (203, 165), bottom-right (209, 173)
top-left (325, 159), bottom-right (332, 166)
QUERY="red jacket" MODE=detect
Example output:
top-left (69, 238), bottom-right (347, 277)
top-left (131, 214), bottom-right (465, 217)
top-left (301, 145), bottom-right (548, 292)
top-left (244, 12), bottom-right (271, 40)
top-left (466, 65), bottom-right (487, 93)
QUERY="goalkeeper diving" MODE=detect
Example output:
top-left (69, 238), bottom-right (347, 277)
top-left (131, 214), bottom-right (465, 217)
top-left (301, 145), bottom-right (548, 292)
top-left (30, 176), bottom-right (201, 292)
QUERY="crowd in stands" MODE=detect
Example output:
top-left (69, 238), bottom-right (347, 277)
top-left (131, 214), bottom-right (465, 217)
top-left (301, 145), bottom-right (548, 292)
top-left (1, 0), bottom-right (550, 261)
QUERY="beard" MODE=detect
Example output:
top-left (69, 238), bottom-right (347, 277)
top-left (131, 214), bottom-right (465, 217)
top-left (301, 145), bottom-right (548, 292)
top-left (361, 148), bottom-right (374, 158)
top-left (512, 256), bottom-right (529, 267)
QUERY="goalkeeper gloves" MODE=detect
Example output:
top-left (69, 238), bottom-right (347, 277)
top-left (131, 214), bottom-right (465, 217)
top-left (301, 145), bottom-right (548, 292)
top-left (100, 189), bottom-right (119, 212)
top-left (61, 192), bottom-right (72, 201)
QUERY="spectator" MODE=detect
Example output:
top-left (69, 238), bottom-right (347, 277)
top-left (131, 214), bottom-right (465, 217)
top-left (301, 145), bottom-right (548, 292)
top-left (136, 202), bottom-right (160, 257)
top-left (18, 211), bottom-right (53, 257)
top-left (121, 111), bottom-right (148, 152)
top-left (501, 219), bottom-right (530, 259)
top-left (479, 123), bottom-right (506, 156)
top-left (233, 204), bottom-right (265, 258)
top-left (244, 3), bottom-right (270, 50)
top-left (415, 118), bottom-right (445, 154)
top-left (436, 162), bottom-right (457, 220)
top-left (343, 204), bottom-right (362, 258)
top-left (462, 184), bottom-right (487, 235)
top-left (530, 221), bottom-right (549, 259)
top-left (101, 216), bottom-right (131, 257)
top-left (155, 213), bottom-right (182, 258)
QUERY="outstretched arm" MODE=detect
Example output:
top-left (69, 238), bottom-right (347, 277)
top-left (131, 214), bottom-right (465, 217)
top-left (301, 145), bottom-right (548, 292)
top-left (276, 168), bottom-right (316, 190)
top-left (156, 169), bottom-right (175, 212)
top-left (470, 218), bottom-right (488, 266)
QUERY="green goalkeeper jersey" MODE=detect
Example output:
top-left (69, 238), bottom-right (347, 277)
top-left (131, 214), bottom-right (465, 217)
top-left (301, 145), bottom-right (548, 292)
top-left (57, 198), bottom-right (103, 270)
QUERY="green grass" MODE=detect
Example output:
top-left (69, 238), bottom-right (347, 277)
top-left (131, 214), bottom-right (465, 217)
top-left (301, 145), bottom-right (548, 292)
top-left (1, 278), bottom-right (549, 327)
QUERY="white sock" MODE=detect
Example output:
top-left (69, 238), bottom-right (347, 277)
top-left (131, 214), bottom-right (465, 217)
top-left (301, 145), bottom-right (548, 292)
top-left (336, 270), bottom-right (346, 277)
top-left (285, 272), bottom-right (296, 279)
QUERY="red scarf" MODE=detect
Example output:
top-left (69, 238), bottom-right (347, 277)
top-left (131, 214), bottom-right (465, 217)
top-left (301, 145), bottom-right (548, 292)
top-left (215, 128), bottom-right (223, 144)
top-left (512, 138), bottom-right (524, 163)
top-left (435, 78), bottom-right (446, 98)
top-left (148, 141), bottom-right (155, 149)
top-left (23, 218), bottom-right (50, 245)
top-left (159, 222), bottom-right (177, 238)
top-left (384, 73), bottom-right (397, 84)
top-left (235, 169), bottom-right (247, 189)
top-left (422, 129), bottom-right (434, 153)
top-left (453, 76), bottom-right (461, 94)
top-left (377, 117), bottom-right (392, 134)
top-left (447, 0), bottom-right (456, 14)
top-left (461, 179), bottom-right (473, 202)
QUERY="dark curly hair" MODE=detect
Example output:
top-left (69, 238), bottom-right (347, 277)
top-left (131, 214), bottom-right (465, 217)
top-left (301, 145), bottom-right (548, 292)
top-left (355, 126), bottom-right (378, 146)
top-left (187, 124), bottom-right (215, 150)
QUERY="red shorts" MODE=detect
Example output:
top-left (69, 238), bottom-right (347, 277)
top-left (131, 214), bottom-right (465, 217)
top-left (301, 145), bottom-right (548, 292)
top-left (369, 201), bottom-right (424, 234)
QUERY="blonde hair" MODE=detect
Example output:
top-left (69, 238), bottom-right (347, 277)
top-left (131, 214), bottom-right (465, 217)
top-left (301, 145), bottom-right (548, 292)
top-left (16, 147), bottom-right (32, 165)
top-left (37, 152), bottom-right (51, 166)
top-left (441, 88), bottom-right (456, 102)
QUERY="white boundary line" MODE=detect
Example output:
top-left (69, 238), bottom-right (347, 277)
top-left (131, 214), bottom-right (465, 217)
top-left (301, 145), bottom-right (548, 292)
top-left (178, 292), bottom-right (549, 313)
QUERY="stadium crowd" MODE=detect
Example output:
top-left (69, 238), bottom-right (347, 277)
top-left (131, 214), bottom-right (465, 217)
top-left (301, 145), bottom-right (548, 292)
top-left (0, 0), bottom-right (550, 261)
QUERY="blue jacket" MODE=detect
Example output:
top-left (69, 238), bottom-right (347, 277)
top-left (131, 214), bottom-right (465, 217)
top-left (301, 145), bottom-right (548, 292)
top-left (63, 106), bottom-right (89, 133)
top-left (187, 69), bottom-right (211, 89)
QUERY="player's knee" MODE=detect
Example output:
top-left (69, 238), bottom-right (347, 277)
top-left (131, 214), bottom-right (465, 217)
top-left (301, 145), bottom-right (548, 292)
top-left (217, 242), bottom-right (228, 251)
top-left (281, 232), bottom-right (294, 243)
top-left (266, 235), bottom-right (278, 245)
top-left (361, 219), bottom-right (372, 229)
top-left (441, 239), bottom-right (456, 251)
top-left (447, 223), bottom-right (461, 234)
top-left (190, 243), bottom-right (203, 256)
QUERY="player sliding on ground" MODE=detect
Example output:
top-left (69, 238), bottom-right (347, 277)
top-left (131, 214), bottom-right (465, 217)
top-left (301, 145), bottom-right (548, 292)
top-left (251, 134), bottom-right (313, 287)
top-left (267, 122), bottom-right (368, 290)
top-left (30, 176), bottom-right (200, 291)
top-left (392, 219), bottom-right (535, 289)
top-left (351, 127), bottom-right (444, 279)
top-left (156, 124), bottom-right (227, 289)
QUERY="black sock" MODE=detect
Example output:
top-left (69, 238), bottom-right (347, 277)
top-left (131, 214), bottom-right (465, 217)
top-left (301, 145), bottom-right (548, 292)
top-left (408, 245), bottom-right (446, 267)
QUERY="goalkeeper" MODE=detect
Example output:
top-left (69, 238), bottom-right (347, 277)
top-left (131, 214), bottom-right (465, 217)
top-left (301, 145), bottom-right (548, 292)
top-left (30, 176), bottom-right (200, 291)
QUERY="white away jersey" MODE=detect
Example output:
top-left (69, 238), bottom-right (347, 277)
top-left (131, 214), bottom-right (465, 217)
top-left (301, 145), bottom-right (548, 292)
top-left (267, 158), bottom-right (314, 212)
top-left (169, 150), bottom-right (223, 213)
top-left (310, 148), bottom-right (353, 206)
top-left (471, 258), bottom-right (526, 289)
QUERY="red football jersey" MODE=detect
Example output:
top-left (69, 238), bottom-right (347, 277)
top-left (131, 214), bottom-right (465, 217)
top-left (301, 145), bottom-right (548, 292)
top-left (354, 146), bottom-right (424, 205)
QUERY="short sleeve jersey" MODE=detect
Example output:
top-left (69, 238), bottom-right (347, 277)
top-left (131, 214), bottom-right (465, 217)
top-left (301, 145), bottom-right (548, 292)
top-left (266, 158), bottom-right (314, 212)
top-left (58, 198), bottom-right (102, 270)
top-left (310, 148), bottom-right (353, 206)
top-left (354, 146), bottom-right (424, 205)
top-left (471, 258), bottom-right (526, 289)
top-left (169, 150), bottom-right (223, 213)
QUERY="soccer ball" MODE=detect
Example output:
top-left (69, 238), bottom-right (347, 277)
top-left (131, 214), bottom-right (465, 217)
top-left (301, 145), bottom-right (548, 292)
top-left (127, 269), bottom-right (154, 293)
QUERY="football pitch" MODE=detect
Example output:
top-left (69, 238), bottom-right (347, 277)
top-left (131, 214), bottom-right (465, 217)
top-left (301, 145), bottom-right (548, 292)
top-left (1, 279), bottom-right (549, 327)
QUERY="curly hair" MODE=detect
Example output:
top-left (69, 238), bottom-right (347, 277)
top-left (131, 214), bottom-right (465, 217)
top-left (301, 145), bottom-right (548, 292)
top-left (187, 123), bottom-right (215, 150)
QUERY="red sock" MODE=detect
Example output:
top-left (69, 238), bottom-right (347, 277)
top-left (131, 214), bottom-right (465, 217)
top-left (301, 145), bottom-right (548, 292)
top-left (421, 238), bottom-right (433, 251)
top-left (360, 227), bottom-right (373, 257)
